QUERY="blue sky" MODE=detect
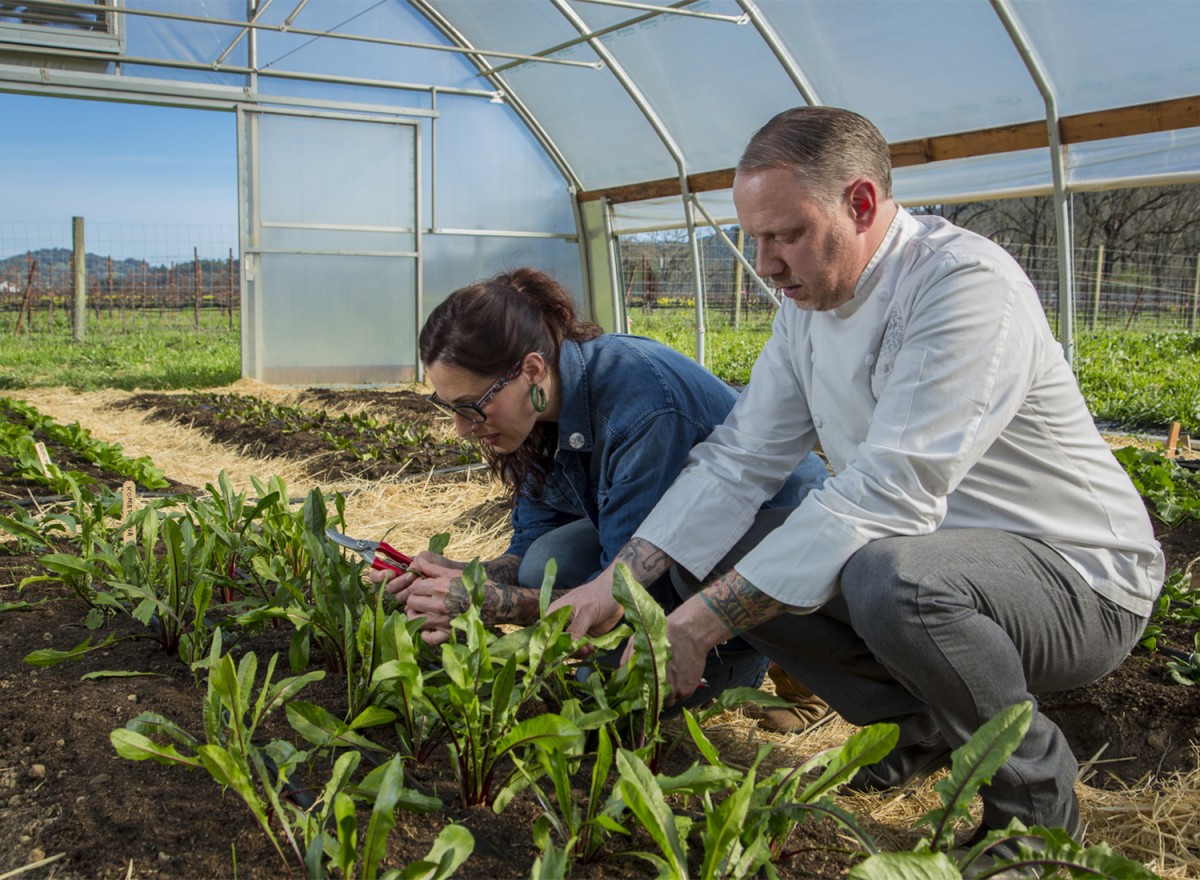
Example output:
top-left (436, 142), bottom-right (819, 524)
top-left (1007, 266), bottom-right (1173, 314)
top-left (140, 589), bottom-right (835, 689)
top-left (0, 91), bottom-right (238, 261)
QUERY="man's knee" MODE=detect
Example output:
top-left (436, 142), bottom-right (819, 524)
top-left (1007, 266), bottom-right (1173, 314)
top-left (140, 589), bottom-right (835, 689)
top-left (841, 538), bottom-right (930, 637)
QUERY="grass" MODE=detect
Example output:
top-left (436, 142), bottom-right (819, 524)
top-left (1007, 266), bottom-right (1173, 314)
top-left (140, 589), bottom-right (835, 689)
top-left (2, 307), bottom-right (1195, 435)
top-left (0, 309), bottom-right (240, 391)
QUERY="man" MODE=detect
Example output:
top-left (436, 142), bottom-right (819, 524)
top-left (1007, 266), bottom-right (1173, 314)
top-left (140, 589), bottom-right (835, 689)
top-left (550, 107), bottom-right (1163, 842)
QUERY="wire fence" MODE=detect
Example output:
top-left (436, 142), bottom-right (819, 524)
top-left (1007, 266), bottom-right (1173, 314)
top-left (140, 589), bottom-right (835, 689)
top-left (619, 236), bottom-right (1200, 336)
top-left (0, 220), bottom-right (240, 335)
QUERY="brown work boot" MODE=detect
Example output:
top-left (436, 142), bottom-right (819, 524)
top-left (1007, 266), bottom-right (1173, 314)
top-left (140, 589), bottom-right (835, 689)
top-left (744, 664), bottom-right (829, 732)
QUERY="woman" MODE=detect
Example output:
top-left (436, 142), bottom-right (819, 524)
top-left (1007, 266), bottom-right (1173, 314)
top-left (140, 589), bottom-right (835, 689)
top-left (373, 267), bottom-right (829, 701)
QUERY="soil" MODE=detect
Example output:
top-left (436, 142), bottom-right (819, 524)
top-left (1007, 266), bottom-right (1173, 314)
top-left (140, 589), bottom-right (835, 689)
top-left (1, 388), bottom-right (1199, 879)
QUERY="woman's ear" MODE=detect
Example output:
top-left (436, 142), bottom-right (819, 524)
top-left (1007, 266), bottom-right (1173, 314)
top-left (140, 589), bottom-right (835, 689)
top-left (523, 351), bottom-right (548, 384)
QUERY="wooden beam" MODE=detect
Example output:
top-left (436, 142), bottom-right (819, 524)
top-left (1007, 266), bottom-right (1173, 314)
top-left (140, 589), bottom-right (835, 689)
top-left (577, 94), bottom-right (1200, 205)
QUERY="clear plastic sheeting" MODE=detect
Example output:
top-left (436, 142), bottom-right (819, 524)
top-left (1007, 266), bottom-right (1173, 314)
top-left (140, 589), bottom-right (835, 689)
top-left (1, 0), bottom-right (1197, 382)
top-left (253, 253), bottom-right (418, 384)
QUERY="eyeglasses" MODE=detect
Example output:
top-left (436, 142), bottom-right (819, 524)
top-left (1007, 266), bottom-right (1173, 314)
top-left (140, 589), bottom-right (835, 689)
top-left (426, 360), bottom-right (523, 424)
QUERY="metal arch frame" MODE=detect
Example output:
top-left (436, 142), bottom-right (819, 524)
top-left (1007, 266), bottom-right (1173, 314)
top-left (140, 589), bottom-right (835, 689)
top-left (29, 0), bottom-right (602, 71)
top-left (991, 0), bottom-right (1077, 367)
top-left (736, 0), bottom-right (820, 106)
top-left (406, 0), bottom-right (582, 192)
top-left (548, 0), bottom-right (711, 364)
top-left (691, 195), bottom-right (781, 309)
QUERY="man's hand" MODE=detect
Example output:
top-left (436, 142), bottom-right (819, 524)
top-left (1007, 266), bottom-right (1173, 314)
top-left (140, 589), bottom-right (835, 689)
top-left (547, 575), bottom-right (625, 643)
top-left (622, 566), bottom-right (787, 705)
top-left (549, 537), bottom-right (676, 643)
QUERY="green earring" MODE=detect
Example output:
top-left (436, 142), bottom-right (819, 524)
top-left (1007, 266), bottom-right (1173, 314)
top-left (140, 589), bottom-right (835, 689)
top-left (530, 384), bottom-right (547, 413)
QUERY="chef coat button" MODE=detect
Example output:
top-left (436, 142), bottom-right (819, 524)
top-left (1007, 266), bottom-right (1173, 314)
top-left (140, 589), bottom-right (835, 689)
top-left (813, 417), bottom-right (824, 429)
top-left (865, 354), bottom-right (876, 367)
top-left (568, 432), bottom-right (585, 449)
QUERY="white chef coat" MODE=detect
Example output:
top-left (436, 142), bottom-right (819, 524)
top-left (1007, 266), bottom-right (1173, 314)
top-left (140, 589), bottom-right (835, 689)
top-left (635, 207), bottom-right (1164, 617)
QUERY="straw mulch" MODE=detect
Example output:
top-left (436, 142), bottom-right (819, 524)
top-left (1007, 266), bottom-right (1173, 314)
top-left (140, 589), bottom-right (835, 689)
top-left (6, 386), bottom-right (1198, 879)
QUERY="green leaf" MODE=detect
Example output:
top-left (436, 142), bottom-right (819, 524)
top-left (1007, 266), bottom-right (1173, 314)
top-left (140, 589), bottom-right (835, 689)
top-left (24, 633), bottom-right (126, 667)
top-left (850, 850), bottom-right (961, 879)
top-left (82, 670), bottom-right (160, 680)
top-left (398, 824), bottom-right (474, 880)
top-left (286, 700), bottom-right (386, 753)
top-left (922, 702), bottom-right (1033, 850)
top-left (110, 729), bottom-right (199, 767)
top-left (615, 749), bottom-right (688, 879)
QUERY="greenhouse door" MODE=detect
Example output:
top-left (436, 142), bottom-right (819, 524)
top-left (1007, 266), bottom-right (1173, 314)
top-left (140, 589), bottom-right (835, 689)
top-left (238, 108), bottom-right (420, 385)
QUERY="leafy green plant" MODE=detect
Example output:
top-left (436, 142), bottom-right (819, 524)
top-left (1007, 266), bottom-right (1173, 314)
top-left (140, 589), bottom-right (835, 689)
top-left (111, 637), bottom-right (325, 873)
top-left (1114, 445), bottom-right (1200, 527)
top-left (1163, 631), bottom-right (1200, 686)
top-left (421, 559), bottom-right (584, 808)
top-left (237, 487), bottom-right (372, 679)
top-left (0, 396), bottom-right (168, 489)
top-left (846, 701), bottom-right (1158, 879)
top-left (293, 750), bottom-right (465, 880)
top-left (1140, 568), bottom-right (1198, 652)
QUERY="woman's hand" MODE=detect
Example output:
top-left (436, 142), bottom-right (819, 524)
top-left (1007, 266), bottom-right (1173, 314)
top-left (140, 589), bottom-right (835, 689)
top-left (367, 550), bottom-right (464, 599)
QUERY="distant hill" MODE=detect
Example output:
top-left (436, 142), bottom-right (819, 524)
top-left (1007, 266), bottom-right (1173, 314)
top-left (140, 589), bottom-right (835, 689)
top-left (0, 248), bottom-right (237, 286)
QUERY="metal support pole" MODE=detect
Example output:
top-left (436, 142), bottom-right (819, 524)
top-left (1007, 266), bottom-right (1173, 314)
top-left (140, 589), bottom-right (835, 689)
top-left (72, 216), bottom-right (86, 341)
top-left (991, 0), bottom-right (1076, 366)
top-left (1191, 251), bottom-right (1199, 332)
top-left (1091, 244), bottom-right (1104, 331)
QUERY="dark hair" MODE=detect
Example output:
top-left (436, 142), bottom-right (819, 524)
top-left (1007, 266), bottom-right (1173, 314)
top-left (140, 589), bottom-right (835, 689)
top-left (738, 106), bottom-right (893, 206)
top-left (419, 267), bottom-right (601, 496)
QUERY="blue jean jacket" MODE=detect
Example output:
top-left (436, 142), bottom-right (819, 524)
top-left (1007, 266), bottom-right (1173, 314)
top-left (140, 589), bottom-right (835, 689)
top-left (507, 334), bottom-right (829, 585)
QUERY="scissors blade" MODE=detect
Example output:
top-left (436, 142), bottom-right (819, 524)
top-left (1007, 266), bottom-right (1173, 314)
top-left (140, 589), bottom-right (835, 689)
top-left (325, 528), bottom-right (375, 556)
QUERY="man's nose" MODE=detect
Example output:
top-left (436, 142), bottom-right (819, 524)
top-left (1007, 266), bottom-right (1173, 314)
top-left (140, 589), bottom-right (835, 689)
top-left (755, 241), bottom-right (781, 278)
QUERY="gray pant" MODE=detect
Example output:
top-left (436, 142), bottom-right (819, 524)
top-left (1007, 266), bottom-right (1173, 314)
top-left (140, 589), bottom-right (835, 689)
top-left (672, 507), bottom-right (1145, 831)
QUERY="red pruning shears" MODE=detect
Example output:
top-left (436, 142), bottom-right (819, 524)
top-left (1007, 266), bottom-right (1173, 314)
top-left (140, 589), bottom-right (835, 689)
top-left (326, 528), bottom-right (412, 576)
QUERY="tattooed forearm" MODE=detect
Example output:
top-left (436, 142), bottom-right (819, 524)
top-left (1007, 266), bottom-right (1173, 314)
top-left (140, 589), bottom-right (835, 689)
top-left (698, 569), bottom-right (786, 636)
top-left (481, 584), bottom-right (571, 625)
top-left (483, 554), bottom-right (522, 585)
top-left (614, 537), bottom-right (675, 586)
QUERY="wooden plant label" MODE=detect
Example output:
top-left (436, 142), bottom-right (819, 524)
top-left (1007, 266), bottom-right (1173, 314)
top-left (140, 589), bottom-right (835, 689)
top-left (122, 481), bottom-right (137, 544)
top-left (1166, 421), bottom-right (1182, 459)
top-left (34, 441), bottom-right (52, 476)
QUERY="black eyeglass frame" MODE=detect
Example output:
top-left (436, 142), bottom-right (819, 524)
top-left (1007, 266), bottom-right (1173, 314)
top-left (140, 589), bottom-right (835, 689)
top-left (426, 359), bottom-right (525, 424)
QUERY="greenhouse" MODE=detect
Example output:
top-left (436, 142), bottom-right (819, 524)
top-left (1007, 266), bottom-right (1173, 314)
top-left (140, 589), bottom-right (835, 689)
top-left (2, 3), bottom-right (1200, 879)
top-left (2, 0), bottom-right (1198, 382)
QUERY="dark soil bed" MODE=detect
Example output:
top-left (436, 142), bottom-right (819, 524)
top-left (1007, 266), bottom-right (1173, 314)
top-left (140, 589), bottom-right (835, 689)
top-left (1, 388), bottom-right (1198, 879)
top-left (116, 389), bottom-right (479, 483)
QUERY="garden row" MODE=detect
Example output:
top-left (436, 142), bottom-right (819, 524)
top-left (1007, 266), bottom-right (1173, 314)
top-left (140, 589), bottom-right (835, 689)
top-left (2, 397), bottom-right (1197, 878)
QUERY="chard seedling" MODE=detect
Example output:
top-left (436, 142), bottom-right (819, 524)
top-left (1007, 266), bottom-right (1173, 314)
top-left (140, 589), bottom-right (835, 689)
top-left (846, 701), bottom-right (1158, 879)
top-left (421, 559), bottom-right (583, 808)
top-left (1165, 631), bottom-right (1200, 686)
top-left (112, 634), bottom-right (325, 875)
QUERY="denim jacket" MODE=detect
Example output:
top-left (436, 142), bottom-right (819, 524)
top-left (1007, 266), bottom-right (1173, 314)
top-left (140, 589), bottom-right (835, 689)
top-left (506, 334), bottom-right (829, 577)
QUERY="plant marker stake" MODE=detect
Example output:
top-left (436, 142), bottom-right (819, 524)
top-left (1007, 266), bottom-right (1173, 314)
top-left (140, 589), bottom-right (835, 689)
top-left (34, 441), bottom-right (52, 476)
top-left (121, 481), bottom-right (137, 545)
top-left (1166, 421), bottom-right (1182, 459)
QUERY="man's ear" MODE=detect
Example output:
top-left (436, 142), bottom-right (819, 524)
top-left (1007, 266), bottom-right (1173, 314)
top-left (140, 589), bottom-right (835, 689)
top-left (845, 178), bottom-right (878, 230)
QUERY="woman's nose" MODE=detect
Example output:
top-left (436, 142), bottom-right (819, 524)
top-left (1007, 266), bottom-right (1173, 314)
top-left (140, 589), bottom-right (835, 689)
top-left (452, 414), bottom-right (476, 437)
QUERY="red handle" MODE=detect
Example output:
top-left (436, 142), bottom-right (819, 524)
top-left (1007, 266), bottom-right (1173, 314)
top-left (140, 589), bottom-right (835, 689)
top-left (376, 541), bottom-right (413, 566)
top-left (372, 556), bottom-right (408, 576)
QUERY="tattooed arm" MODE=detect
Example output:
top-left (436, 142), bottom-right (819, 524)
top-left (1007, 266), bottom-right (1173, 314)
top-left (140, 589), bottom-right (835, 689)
top-left (481, 554), bottom-right (522, 585)
top-left (655, 567), bottom-right (785, 704)
top-left (545, 537), bottom-right (678, 640)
